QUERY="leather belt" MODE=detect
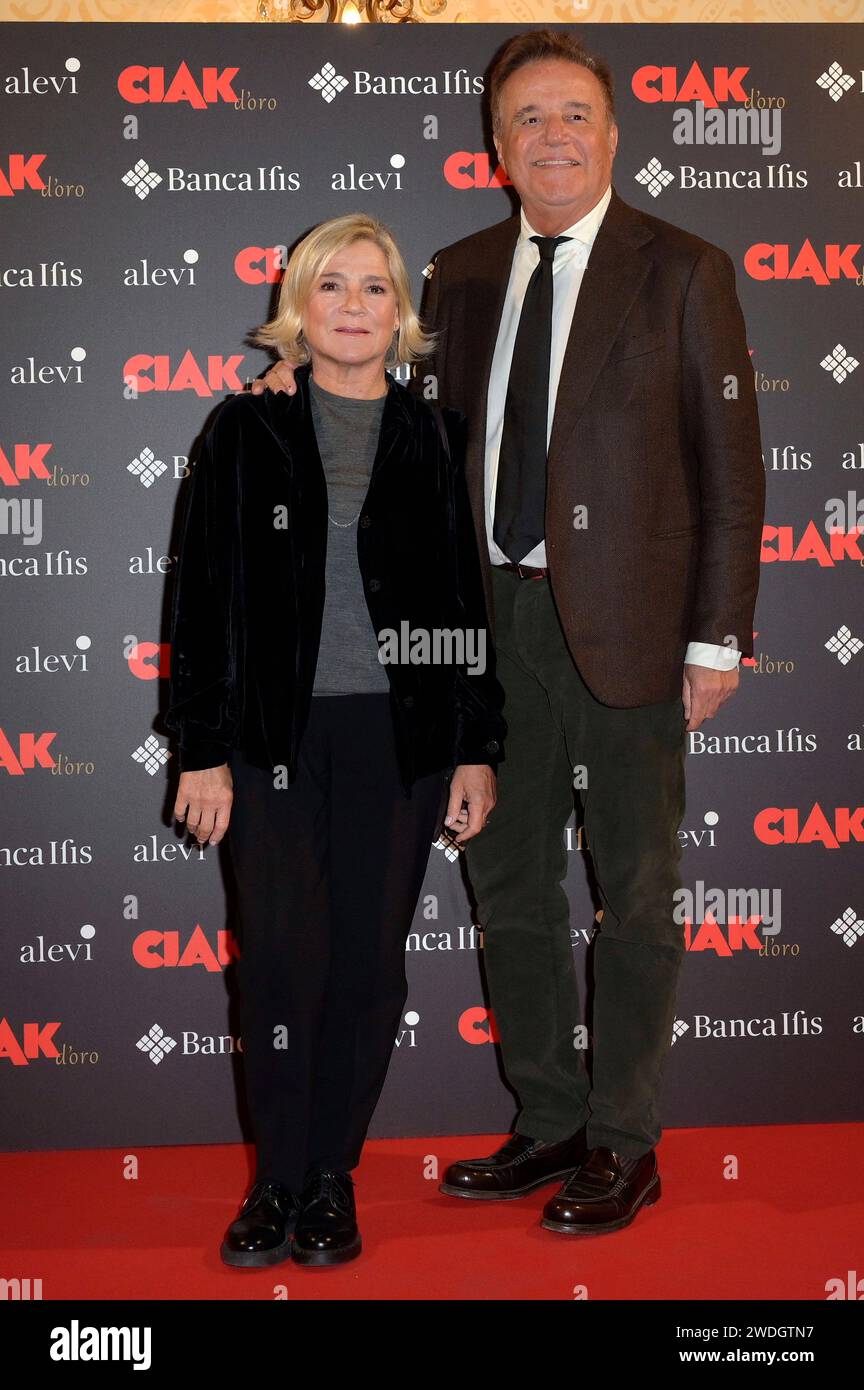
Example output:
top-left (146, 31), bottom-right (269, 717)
top-left (498, 561), bottom-right (549, 580)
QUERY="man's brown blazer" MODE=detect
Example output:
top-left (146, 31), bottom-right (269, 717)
top-left (413, 184), bottom-right (766, 708)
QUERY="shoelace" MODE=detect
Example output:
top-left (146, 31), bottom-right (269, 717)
top-left (244, 1180), bottom-right (296, 1214)
top-left (304, 1169), bottom-right (354, 1214)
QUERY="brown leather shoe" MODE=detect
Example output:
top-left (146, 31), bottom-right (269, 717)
top-left (541, 1146), bottom-right (661, 1234)
top-left (439, 1128), bottom-right (587, 1200)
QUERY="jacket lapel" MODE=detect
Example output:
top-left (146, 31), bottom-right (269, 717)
top-left (257, 361), bottom-right (412, 496)
top-left (546, 187), bottom-right (655, 470)
top-left (366, 374), bottom-right (414, 496)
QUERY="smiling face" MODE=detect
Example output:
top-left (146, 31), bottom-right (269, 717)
top-left (493, 58), bottom-right (618, 235)
top-left (301, 237), bottom-right (399, 376)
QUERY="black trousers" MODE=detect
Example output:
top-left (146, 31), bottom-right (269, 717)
top-left (227, 693), bottom-right (446, 1191)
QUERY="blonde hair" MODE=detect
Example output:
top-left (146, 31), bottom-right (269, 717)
top-left (252, 213), bottom-right (435, 369)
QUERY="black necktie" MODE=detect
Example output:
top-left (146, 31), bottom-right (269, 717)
top-left (493, 234), bottom-right (571, 564)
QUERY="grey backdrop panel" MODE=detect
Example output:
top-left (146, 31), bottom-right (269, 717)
top-left (1, 23), bottom-right (862, 1151)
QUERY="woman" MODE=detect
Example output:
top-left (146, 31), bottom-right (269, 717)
top-left (163, 213), bottom-right (506, 1270)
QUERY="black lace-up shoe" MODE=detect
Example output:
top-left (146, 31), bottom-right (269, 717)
top-left (292, 1169), bottom-right (362, 1266)
top-left (439, 1128), bottom-right (588, 1199)
top-left (220, 1180), bottom-right (301, 1268)
top-left (541, 1147), bottom-right (661, 1235)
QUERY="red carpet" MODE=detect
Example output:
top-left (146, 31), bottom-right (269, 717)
top-left (2, 1124), bottom-right (861, 1301)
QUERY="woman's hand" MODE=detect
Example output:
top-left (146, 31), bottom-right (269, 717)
top-left (174, 765), bottom-right (233, 846)
top-left (248, 360), bottom-right (298, 396)
top-left (444, 764), bottom-right (497, 844)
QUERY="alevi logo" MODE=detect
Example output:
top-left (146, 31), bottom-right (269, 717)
top-left (458, 1007), bottom-right (500, 1044)
top-left (0, 1019), bottom-right (61, 1065)
top-left (394, 1010), bottom-right (419, 1048)
top-left (20, 925), bottom-right (95, 965)
top-left (5, 57), bottom-right (80, 96)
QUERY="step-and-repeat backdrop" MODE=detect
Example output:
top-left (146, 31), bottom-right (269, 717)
top-left (1, 23), bottom-right (862, 1153)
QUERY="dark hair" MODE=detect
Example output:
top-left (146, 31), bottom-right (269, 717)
top-left (489, 30), bottom-right (616, 136)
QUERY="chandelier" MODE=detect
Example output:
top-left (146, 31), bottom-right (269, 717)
top-left (258, 0), bottom-right (449, 20)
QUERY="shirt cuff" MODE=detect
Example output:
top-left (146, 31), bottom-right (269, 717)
top-left (685, 641), bottom-right (741, 670)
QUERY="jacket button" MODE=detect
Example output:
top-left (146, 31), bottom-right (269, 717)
top-left (368, 578), bottom-right (381, 592)
top-left (403, 695), bottom-right (415, 709)
top-left (359, 515), bottom-right (371, 528)
top-left (484, 740), bottom-right (499, 753)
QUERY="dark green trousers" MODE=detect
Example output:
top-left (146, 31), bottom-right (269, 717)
top-left (465, 564), bottom-right (688, 1158)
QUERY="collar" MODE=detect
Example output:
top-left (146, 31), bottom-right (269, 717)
top-left (518, 181), bottom-right (612, 258)
top-left (292, 360), bottom-right (408, 419)
top-left (258, 359), bottom-right (417, 480)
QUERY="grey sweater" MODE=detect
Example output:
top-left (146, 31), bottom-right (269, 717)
top-left (309, 374), bottom-right (391, 696)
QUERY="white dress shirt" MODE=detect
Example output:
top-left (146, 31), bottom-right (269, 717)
top-left (483, 182), bottom-right (740, 672)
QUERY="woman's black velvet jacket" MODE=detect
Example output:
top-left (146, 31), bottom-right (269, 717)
top-left (163, 362), bottom-right (507, 794)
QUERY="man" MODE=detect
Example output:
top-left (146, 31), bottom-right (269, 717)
top-left (255, 29), bottom-right (765, 1237)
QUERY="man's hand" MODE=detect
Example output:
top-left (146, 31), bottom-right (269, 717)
top-left (247, 360), bottom-right (298, 396)
top-left (682, 664), bottom-right (739, 732)
top-left (444, 764), bottom-right (497, 844)
top-left (174, 764), bottom-right (233, 845)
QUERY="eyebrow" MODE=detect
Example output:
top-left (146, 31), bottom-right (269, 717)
top-left (513, 100), bottom-right (593, 119)
top-left (317, 270), bottom-right (391, 281)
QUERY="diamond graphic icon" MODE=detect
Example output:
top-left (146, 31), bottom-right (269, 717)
top-left (816, 61), bottom-right (855, 102)
top-left (824, 625), bottom-right (863, 665)
top-left (308, 62), bottom-right (349, 104)
top-left (128, 446), bottom-right (167, 489)
top-left (136, 1023), bottom-right (178, 1065)
top-left (820, 344), bottom-right (859, 383)
top-left (131, 734), bottom-right (171, 776)
top-left (829, 907), bottom-right (864, 948)
top-left (122, 159), bottom-right (162, 200)
top-left (635, 157), bottom-right (674, 199)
